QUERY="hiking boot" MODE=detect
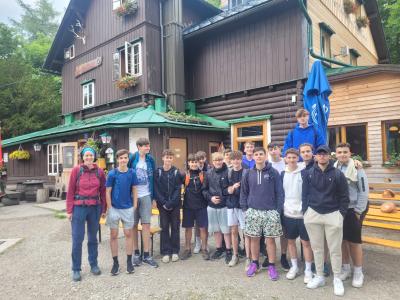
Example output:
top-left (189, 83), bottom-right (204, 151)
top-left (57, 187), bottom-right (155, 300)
top-left (132, 254), bottom-right (142, 266)
top-left (110, 263), bottom-right (120, 276)
top-left (193, 237), bottom-right (202, 254)
top-left (268, 265), bottom-right (279, 281)
top-left (162, 255), bottom-right (170, 263)
top-left (72, 271), bottom-right (81, 282)
top-left (286, 266), bottom-right (299, 280)
top-left (201, 249), bottom-right (210, 261)
top-left (280, 255), bottom-right (290, 271)
top-left (171, 254), bottom-right (179, 262)
top-left (143, 256), bottom-right (159, 268)
top-left (211, 248), bottom-right (225, 260)
top-left (180, 249), bottom-right (192, 260)
top-left (304, 270), bottom-right (313, 284)
top-left (126, 261), bottom-right (135, 274)
top-left (225, 250), bottom-right (233, 264)
top-left (247, 262), bottom-right (258, 277)
top-left (352, 272), bottom-right (364, 288)
top-left (90, 265), bottom-right (101, 275)
top-left (228, 255), bottom-right (239, 267)
top-left (307, 275), bottom-right (325, 289)
top-left (333, 277), bottom-right (345, 296)
top-left (261, 257), bottom-right (270, 269)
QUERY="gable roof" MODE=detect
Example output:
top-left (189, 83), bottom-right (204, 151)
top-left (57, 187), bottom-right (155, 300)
top-left (43, 0), bottom-right (221, 73)
top-left (2, 106), bottom-right (229, 147)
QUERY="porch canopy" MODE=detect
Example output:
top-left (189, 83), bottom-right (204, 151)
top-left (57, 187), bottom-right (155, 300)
top-left (3, 106), bottom-right (229, 147)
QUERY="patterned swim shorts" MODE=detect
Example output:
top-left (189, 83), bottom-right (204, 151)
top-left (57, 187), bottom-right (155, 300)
top-left (244, 208), bottom-right (283, 238)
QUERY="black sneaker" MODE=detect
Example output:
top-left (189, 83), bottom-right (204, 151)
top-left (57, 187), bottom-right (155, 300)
top-left (110, 263), bottom-right (120, 276)
top-left (126, 261), bottom-right (135, 274)
top-left (225, 250), bottom-right (233, 264)
top-left (180, 249), bottom-right (192, 260)
top-left (261, 256), bottom-right (269, 269)
top-left (280, 255), bottom-right (290, 271)
top-left (238, 247), bottom-right (246, 258)
top-left (211, 248), bottom-right (225, 260)
top-left (143, 256), bottom-right (159, 268)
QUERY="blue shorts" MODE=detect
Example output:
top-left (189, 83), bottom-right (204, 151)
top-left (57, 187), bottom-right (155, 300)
top-left (182, 208), bottom-right (208, 229)
top-left (282, 216), bottom-right (309, 241)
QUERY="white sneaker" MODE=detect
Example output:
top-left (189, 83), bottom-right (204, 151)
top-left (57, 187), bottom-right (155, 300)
top-left (171, 254), bottom-right (179, 262)
top-left (228, 255), bottom-right (239, 267)
top-left (304, 270), bottom-right (313, 284)
top-left (193, 238), bottom-right (201, 254)
top-left (306, 275), bottom-right (325, 289)
top-left (338, 267), bottom-right (351, 281)
top-left (286, 266), bottom-right (299, 280)
top-left (162, 255), bottom-right (170, 263)
top-left (333, 277), bottom-right (345, 296)
top-left (352, 272), bottom-right (364, 288)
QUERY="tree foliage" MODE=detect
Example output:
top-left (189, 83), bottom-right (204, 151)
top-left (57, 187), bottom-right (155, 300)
top-left (0, 0), bottom-right (61, 139)
top-left (378, 0), bottom-right (400, 63)
top-left (206, 0), bottom-right (221, 8)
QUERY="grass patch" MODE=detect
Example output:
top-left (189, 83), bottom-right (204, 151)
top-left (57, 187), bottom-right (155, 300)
top-left (54, 212), bottom-right (67, 219)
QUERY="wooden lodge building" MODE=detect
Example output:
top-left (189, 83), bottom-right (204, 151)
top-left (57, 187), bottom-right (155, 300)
top-left (2, 0), bottom-right (399, 192)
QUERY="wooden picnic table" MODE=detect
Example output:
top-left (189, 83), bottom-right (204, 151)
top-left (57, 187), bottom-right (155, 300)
top-left (369, 192), bottom-right (400, 201)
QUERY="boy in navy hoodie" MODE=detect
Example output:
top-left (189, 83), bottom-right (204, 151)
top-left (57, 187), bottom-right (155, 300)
top-left (240, 147), bottom-right (284, 280)
top-left (154, 149), bottom-right (182, 264)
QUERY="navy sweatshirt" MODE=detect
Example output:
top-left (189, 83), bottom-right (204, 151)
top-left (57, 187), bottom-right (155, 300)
top-left (240, 162), bottom-right (284, 214)
top-left (302, 161), bottom-right (349, 216)
top-left (227, 168), bottom-right (244, 209)
top-left (202, 163), bottom-right (229, 209)
top-left (154, 166), bottom-right (182, 209)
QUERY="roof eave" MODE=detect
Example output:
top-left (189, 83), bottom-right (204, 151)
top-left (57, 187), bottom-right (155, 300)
top-left (327, 65), bottom-right (400, 83)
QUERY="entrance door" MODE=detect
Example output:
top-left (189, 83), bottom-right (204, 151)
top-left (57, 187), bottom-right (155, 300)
top-left (60, 142), bottom-right (78, 191)
top-left (168, 138), bottom-right (187, 171)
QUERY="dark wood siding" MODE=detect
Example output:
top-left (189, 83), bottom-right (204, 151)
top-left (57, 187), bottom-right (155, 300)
top-left (184, 5), bottom-right (307, 100)
top-left (149, 127), bottom-right (226, 167)
top-left (195, 81), bottom-right (304, 145)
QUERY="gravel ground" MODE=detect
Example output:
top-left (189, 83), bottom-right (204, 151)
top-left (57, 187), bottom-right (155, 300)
top-left (1, 203), bottom-right (399, 300)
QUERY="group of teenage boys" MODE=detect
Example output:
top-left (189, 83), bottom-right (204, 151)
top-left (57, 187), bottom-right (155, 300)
top-left (104, 108), bottom-right (369, 297)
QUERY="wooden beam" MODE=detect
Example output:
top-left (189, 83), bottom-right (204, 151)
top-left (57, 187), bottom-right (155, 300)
top-left (362, 236), bottom-right (400, 249)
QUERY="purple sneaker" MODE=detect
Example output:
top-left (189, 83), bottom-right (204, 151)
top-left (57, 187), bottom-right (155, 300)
top-left (268, 265), bottom-right (279, 281)
top-left (247, 262), bottom-right (258, 277)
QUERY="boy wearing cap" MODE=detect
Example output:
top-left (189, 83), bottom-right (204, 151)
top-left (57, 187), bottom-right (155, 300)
top-left (302, 145), bottom-right (349, 296)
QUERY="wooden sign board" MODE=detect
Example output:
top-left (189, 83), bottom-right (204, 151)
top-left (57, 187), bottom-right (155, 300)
top-left (75, 57), bottom-right (102, 77)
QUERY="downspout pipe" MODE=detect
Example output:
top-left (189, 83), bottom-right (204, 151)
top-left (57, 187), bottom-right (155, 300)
top-left (298, 0), bottom-right (351, 68)
top-left (159, 0), bottom-right (168, 99)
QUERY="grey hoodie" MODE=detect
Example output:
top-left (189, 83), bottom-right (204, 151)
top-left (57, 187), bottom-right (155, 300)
top-left (336, 164), bottom-right (369, 214)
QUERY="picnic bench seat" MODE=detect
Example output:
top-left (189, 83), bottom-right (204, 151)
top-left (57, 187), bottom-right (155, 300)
top-left (369, 192), bottom-right (400, 201)
top-left (362, 236), bottom-right (400, 249)
top-left (98, 217), bottom-right (161, 256)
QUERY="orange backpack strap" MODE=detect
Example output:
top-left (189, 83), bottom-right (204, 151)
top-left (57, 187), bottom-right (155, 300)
top-left (199, 171), bottom-right (204, 184)
top-left (185, 173), bottom-right (190, 187)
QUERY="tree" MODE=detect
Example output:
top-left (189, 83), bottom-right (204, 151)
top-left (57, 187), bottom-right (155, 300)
top-left (10, 0), bottom-right (59, 40)
top-left (377, 0), bottom-right (400, 63)
top-left (207, 0), bottom-right (221, 8)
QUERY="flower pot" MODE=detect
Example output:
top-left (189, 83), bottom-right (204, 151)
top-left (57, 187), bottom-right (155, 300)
top-left (2, 196), bottom-right (20, 206)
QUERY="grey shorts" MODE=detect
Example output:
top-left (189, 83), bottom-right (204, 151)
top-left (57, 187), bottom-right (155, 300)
top-left (245, 208), bottom-right (283, 238)
top-left (133, 195), bottom-right (152, 225)
top-left (207, 206), bottom-right (230, 234)
top-left (106, 207), bottom-right (134, 229)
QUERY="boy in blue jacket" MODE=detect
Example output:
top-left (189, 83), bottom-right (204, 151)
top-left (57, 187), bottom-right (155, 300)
top-left (154, 149), bottom-right (182, 264)
top-left (283, 109), bottom-right (325, 155)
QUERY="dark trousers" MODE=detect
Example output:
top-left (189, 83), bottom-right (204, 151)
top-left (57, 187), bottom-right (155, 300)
top-left (71, 205), bottom-right (101, 271)
top-left (158, 205), bottom-right (180, 255)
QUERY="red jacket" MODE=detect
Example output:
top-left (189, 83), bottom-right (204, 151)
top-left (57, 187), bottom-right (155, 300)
top-left (66, 164), bottom-right (106, 214)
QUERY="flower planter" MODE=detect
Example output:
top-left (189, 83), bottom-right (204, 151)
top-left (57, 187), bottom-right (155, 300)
top-left (356, 16), bottom-right (369, 28)
top-left (115, 76), bottom-right (138, 90)
top-left (115, 0), bottom-right (138, 17)
top-left (343, 0), bottom-right (355, 14)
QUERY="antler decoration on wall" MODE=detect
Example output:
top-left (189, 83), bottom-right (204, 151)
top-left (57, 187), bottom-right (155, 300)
top-left (69, 19), bottom-right (86, 45)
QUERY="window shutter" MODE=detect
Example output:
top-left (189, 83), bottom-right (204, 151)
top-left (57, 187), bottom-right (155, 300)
top-left (125, 41), bottom-right (132, 75)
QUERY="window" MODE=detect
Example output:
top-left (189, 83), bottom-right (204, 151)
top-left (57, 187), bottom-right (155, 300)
top-left (232, 120), bottom-right (269, 152)
top-left (319, 23), bottom-right (335, 59)
top-left (82, 81), bottom-right (95, 108)
top-left (118, 41), bottom-right (142, 77)
top-left (113, 0), bottom-right (121, 10)
top-left (64, 45), bottom-right (75, 60)
top-left (328, 124), bottom-right (368, 160)
top-left (349, 48), bottom-right (360, 66)
top-left (48, 144), bottom-right (59, 176)
top-left (230, 0), bottom-right (246, 9)
top-left (382, 120), bottom-right (400, 162)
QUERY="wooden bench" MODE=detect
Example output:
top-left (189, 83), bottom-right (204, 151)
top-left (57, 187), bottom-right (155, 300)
top-left (362, 236), bottom-right (400, 249)
top-left (98, 217), bottom-right (161, 256)
top-left (369, 193), bottom-right (400, 201)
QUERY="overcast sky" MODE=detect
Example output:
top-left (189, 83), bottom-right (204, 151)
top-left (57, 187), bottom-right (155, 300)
top-left (0, 0), bottom-right (70, 25)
